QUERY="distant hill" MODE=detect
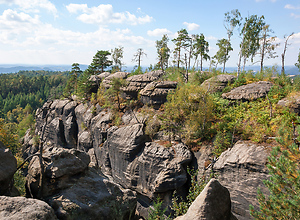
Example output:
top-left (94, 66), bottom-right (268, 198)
top-left (0, 64), bottom-right (89, 74)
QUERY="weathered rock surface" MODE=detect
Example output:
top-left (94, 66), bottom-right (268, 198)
top-left (277, 92), bottom-right (300, 115)
top-left (140, 81), bottom-right (177, 107)
top-left (213, 141), bottom-right (270, 220)
top-left (122, 70), bottom-right (165, 99)
top-left (102, 71), bottom-right (130, 89)
top-left (26, 147), bottom-right (137, 220)
top-left (0, 141), bottom-right (17, 196)
top-left (200, 74), bottom-right (236, 93)
top-left (96, 124), bottom-right (192, 197)
top-left (222, 81), bottom-right (273, 101)
top-left (174, 179), bottom-right (235, 220)
top-left (0, 196), bottom-right (58, 220)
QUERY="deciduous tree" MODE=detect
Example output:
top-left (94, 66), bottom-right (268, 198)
top-left (156, 34), bottom-right (170, 71)
top-left (111, 46), bottom-right (124, 71)
top-left (215, 38), bottom-right (233, 73)
top-left (132, 48), bottom-right (147, 68)
top-left (281, 33), bottom-right (294, 74)
top-left (295, 49), bottom-right (300, 71)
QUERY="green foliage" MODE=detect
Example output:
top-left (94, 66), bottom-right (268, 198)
top-left (104, 77), bottom-right (128, 111)
top-left (215, 38), bottom-right (233, 73)
top-left (14, 169), bottom-right (26, 196)
top-left (90, 50), bottom-right (112, 73)
top-left (161, 83), bottom-right (214, 145)
top-left (250, 122), bottom-right (300, 219)
top-left (295, 49), bottom-right (300, 71)
top-left (130, 66), bottom-right (144, 76)
top-left (64, 63), bottom-right (82, 97)
top-left (193, 33), bottom-right (210, 71)
top-left (147, 197), bottom-right (168, 220)
top-left (172, 168), bottom-right (208, 217)
top-left (156, 34), bottom-right (170, 71)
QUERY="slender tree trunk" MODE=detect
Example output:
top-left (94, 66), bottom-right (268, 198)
top-left (177, 49), bottom-right (181, 69)
top-left (184, 53), bottom-right (188, 83)
top-left (281, 33), bottom-right (294, 74)
top-left (237, 51), bottom-right (242, 76)
top-left (260, 33), bottom-right (266, 73)
top-left (200, 54), bottom-right (203, 72)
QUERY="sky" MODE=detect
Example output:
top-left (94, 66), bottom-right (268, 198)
top-left (0, 0), bottom-right (299, 69)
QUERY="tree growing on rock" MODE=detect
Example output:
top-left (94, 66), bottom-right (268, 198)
top-left (215, 38), bottom-right (233, 73)
top-left (64, 63), bottom-right (82, 97)
top-left (296, 49), bottom-right (300, 71)
top-left (132, 48), bottom-right (147, 68)
top-left (111, 46), bottom-right (124, 72)
top-left (172, 29), bottom-right (190, 68)
top-left (156, 34), bottom-right (170, 71)
top-left (281, 33), bottom-right (294, 74)
top-left (90, 50), bottom-right (112, 73)
top-left (192, 33), bottom-right (210, 71)
top-left (250, 123), bottom-right (300, 219)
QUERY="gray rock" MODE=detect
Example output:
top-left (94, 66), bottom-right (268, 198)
top-left (47, 168), bottom-right (137, 220)
top-left (77, 131), bottom-right (92, 152)
top-left (26, 147), bottom-right (90, 197)
top-left (98, 72), bottom-right (111, 80)
top-left (102, 71), bottom-right (130, 89)
top-left (174, 179), bottom-right (233, 220)
top-left (0, 196), bottom-right (58, 220)
top-left (0, 141), bottom-right (17, 196)
top-left (97, 123), bottom-right (192, 197)
top-left (277, 93), bottom-right (300, 115)
top-left (139, 81), bottom-right (177, 108)
top-left (200, 74), bottom-right (236, 93)
top-left (213, 141), bottom-right (269, 219)
top-left (222, 81), bottom-right (273, 101)
top-left (122, 70), bottom-right (165, 99)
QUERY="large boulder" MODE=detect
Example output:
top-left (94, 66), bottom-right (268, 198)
top-left (26, 147), bottom-right (137, 220)
top-left (174, 179), bottom-right (235, 220)
top-left (102, 71), bottom-right (130, 89)
top-left (212, 141), bottom-right (270, 220)
top-left (0, 141), bottom-right (17, 196)
top-left (0, 196), bottom-right (58, 220)
top-left (277, 92), bottom-right (300, 115)
top-left (122, 70), bottom-right (165, 99)
top-left (200, 74), bottom-right (236, 93)
top-left (139, 81), bottom-right (177, 108)
top-left (222, 81), bottom-right (273, 101)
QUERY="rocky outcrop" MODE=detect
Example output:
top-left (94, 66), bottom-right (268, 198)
top-left (0, 196), bottom-right (58, 220)
top-left (277, 93), bottom-right (300, 115)
top-left (175, 179), bottom-right (235, 220)
top-left (200, 74), bottom-right (236, 93)
top-left (212, 141), bottom-right (270, 220)
top-left (139, 81), bottom-right (177, 108)
top-left (0, 141), bottom-right (17, 196)
top-left (26, 147), bottom-right (137, 220)
top-left (222, 81), bottom-right (273, 101)
top-left (122, 70), bottom-right (165, 99)
top-left (102, 71), bottom-right (130, 89)
top-left (96, 124), bottom-right (192, 197)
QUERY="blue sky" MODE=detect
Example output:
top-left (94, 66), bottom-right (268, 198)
top-left (0, 0), bottom-right (299, 69)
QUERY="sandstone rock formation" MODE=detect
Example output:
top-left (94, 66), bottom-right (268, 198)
top-left (200, 74), bottom-right (236, 93)
top-left (174, 179), bottom-right (236, 220)
top-left (139, 81), bottom-right (177, 108)
top-left (222, 81), bottom-right (273, 101)
top-left (213, 141), bottom-right (270, 220)
top-left (0, 196), bottom-right (58, 220)
top-left (277, 92), bottom-right (300, 115)
top-left (0, 141), bottom-right (17, 196)
top-left (122, 70), bottom-right (165, 99)
top-left (102, 71), bottom-right (130, 89)
top-left (26, 147), bottom-right (137, 220)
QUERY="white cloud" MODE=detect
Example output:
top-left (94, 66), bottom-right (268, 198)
top-left (147, 28), bottom-right (172, 37)
top-left (284, 4), bottom-right (300, 10)
top-left (0, 0), bottom-right (57, 15)
top-left (66, 3), bottom-right (153, 25)
top-left (183, 22), bottom-right (200, 31)
top-left (291, 13), bottom-right (300, 18)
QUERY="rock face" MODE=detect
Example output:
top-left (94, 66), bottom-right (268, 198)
top-left (122, 70), bottom-right (165, 99)
top-left (200, 74), bottom-right (236, 93)
top-left (277, 93), bottom-right (300, 115)
top-left (222, 81), bottom-right (273, 101)
top-left (139, 81), bottom-right (177, 108)
top-left (26, 147), bottom-right (137, 220)
top-left (0, 141), bottom-right (17, 196)
top-left (213, 141), bottom-right (270, 220)
top-left (175, 179), bottom-right (234, 220)
top-left (102, 71), bottom-right (130, 89)
top-left (0, 196), bottom-right (58, 220)
top-left (96, 124), bottom-right (192, 197)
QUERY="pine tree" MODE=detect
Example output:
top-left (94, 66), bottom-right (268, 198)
top-left (250, 123), bottom-right (300, 219)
